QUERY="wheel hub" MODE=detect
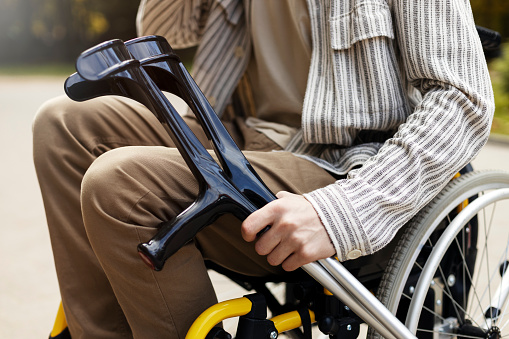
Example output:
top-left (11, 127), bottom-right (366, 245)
top-left (486, 326), bottom-right (501, 339)
top-left (456, 322), bottom-right (501, 339)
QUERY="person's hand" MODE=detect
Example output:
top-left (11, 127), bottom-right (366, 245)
top-left (241, 191), bottom-right (336, 271)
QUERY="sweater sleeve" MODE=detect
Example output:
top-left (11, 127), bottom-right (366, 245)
top-left (304, 0), bottom-right (494, 262)
top-left (136, 0), bottom-right (214, 49)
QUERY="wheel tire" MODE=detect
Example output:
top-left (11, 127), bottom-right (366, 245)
top-left (368, 170), bottom-right (509, 338)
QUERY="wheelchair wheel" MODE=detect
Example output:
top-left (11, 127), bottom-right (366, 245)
top-left (369, 170), bottom-right (509, 338)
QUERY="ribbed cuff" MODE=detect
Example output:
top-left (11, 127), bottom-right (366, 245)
top-left (304, 183), bottom-right (373, 262)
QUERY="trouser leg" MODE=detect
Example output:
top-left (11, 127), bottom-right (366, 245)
top-left (81, 145), bottom-right (337, 338)
top-left (33, 95), bottom-right (210, 338)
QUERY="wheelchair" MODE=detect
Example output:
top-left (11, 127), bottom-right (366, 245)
top-left (49, 26), bottom-right (507, 339)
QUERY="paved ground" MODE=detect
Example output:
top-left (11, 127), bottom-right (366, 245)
top-left (1, 75), bottom-right (509, 338)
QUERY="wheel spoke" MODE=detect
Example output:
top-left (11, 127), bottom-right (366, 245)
top-left (414, 250), bottom-right (483, 328)
top-left (402, 292), bottom-right (449, 323)
top-left (483, 204), bottom-right (494, 316)
top-left (499, 286), bottom-right (509, 331)
top-left (498, 308), bottom-right (509, 333)
top-left (372, 172), bottom-right (509, 339)
top-left (414, 328), bottom-right (484, 338)
top-left (470, 203), bottom-right (507, 328)
top-left (474, 244), bottom-right (506, 316)
top-left (497, 252), bottom-right (509, 308)
top-left (463, 226), bottom-right (467, 312)
top-left (422, 239), bottom-right (465, 325)
top-left (470, 220), bottom-right (491, 315)
top-left (471, 242), bottom-right (509, 325)
top-left (453, 236), bottom-right (489, 328)
top-left (469, 191), bottom-right (488, 316)
top-left (498, 284), bottom-right (509, 332)
top-left (436, 260), bottom-right (467, 326)
top-left (495, 239), bottom-right (509, 327)
top-left (500, 316), bottom-right (509, 331)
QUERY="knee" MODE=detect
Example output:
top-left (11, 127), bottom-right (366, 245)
top-left (33, 95), bottom-right (125, 174)
top-left (32, 96), bottom-right (79, 169)
top-left (32, 95), bottom-right (117, 151)
top-left (33, 95), bottom-right (93, 158)
top-left (81, 146), bottom-right (195, 230)
top-left (33, 95), bottom-right (80, 139)
top-left (81, 147), bottom-right (140, 221)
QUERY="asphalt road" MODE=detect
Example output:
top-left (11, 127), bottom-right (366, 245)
top-left (1, 75), bottom-right (508, 338)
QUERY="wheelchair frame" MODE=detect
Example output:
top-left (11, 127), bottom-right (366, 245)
top-left (50, 169), bottom-right (509, 339)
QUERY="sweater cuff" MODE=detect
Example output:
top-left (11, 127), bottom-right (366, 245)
top-left (304, 184), bottom-right (373, 262)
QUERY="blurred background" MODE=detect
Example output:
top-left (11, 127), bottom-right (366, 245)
top-left (473, 0), bottom-right (509, 135)
top-left (0, 0), bottom-right (139, 71)
top-left (1, 0), bottom-right (509, 338)
top-left (0, 0), bottom-right (508, 128)
top-left (0, 0), bottom-right (195, 75)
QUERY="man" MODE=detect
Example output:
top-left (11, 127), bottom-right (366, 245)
top-left (33, 0), bottom-right (494, 337)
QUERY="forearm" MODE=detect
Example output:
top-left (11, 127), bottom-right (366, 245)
top-left (306, 0), bottom-right (494, 262)
top-left (306, 86), bottom-right (493, 260)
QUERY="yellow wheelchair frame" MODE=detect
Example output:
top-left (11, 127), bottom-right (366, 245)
top-left (50, 297), bottom-right (316, 339)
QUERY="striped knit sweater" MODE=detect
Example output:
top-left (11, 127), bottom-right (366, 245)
top-left (137, 0), bottom-right (494, 262)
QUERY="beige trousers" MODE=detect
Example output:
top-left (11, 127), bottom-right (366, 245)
top-left (33, 95), bottom-right (337, 338)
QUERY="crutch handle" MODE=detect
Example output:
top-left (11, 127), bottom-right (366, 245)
top-left (66, 37), bottom-right (272, 271)
top-left (138, 186), bottom-right (257, 271)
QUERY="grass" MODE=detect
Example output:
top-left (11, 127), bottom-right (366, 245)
top-left (489, 79), bottom-right (509, 137)
top-left (489, 44), bottom-right (509, 137)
